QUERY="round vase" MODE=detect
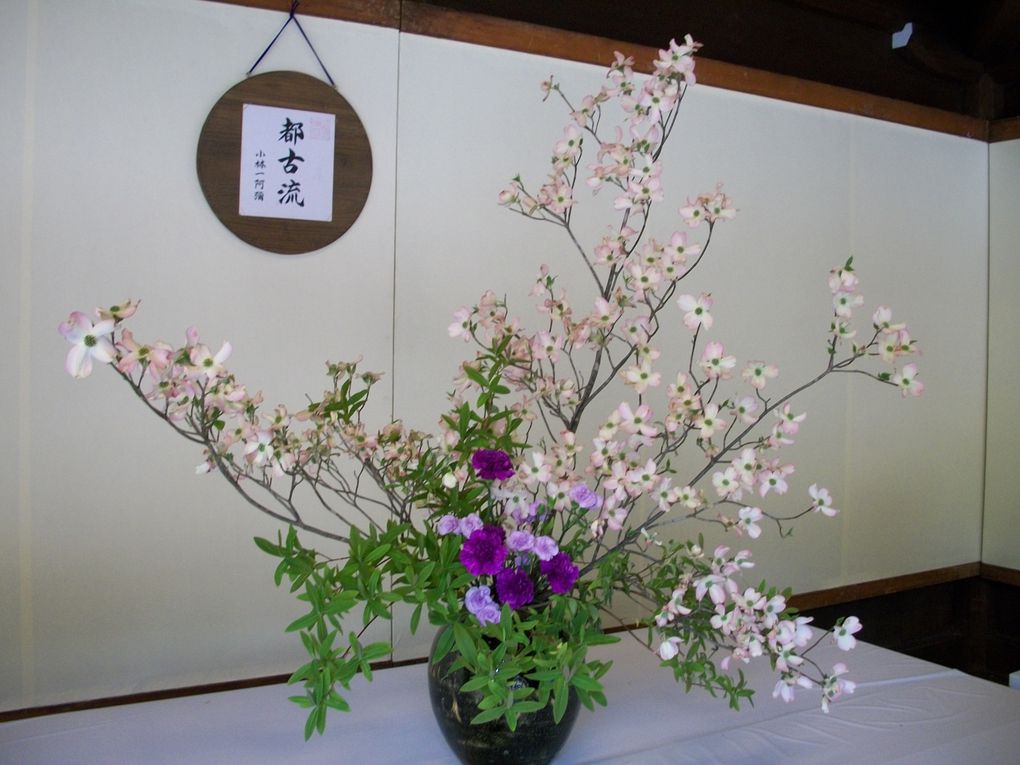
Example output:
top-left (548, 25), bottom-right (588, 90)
top-left (427, 629), bottom-right (581, 765)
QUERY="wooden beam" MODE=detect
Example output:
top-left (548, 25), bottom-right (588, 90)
top-left (401, 1), bottom-right (654, 74)
top-left (400, 2), bottom-right (988, 140)
top-left (789, 562), bottom-right (981, 611)
top-left (990, 116), bottom-right (1020, 142)
top-left (202, 0), bottom-right (991, 140)
top-left (778, 0), bottom-right (908, 31)
top-left (206, 0), bottom-right (401, 28)
top-left (694, 57), bottom-right (987, 140)
top-left (980, 562), bottom-right (1020, 587)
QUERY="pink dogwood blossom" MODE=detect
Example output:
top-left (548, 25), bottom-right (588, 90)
top-left (676, 293), bottom-right (714, 330)
top-left (700, 342), bottom-right (736, 380)
top-left (59, 311), bottom-right (116, 379)
top-left (896, 363), bottom-right (924, 397)
top-left (833, 616), bottom-right (862, 651)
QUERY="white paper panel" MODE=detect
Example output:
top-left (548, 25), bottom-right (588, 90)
top-left (2, 0), bottom-right (398, 711)
top-left (845, 122), bottom-right (987, 580)
top-left (984, 139), bottom-right (1020, 569)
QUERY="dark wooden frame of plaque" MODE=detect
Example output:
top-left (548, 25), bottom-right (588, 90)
top-left (197, 71), bottom-right (372, 254)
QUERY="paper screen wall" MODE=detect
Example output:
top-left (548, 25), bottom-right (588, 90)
top-left (1, 0), bottom-right (996, 710)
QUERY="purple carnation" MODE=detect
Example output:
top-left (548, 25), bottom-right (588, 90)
top-left (495, 567), bottom-right (535, 611)
top-left (475, 602), bottom-right (502, 626)
top-left (459, 525), bottom-right (508, 576)
top-left (465, 585), bottom-right (493, 614)
top-left (540, 552), bottom-right (579, 595)
top-left (569, 483), bottom-right (602, 510)
top-left (471, 449), bottom-right (515, 481)
top-left (436, 514), bottom-right (460, 535)
top-left (533, 535), bottom-right (559, 561)
top-left (506, 530), bottom-right (535, 552)
top-left (458, 512), bottom-right (483, 537)
top-left (464, 585), bottom-right (501, 626)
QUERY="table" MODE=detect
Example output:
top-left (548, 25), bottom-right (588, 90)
top-left (3, 635), bottom-right (1019, 764)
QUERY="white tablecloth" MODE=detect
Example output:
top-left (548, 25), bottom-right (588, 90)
top-left (3, 635), bottom-right (1019, 764)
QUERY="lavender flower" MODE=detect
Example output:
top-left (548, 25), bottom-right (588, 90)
top-left (464, 585), bottom-right (501, 626)
top-left (540, 552), bottom-right (580, 595)
top-left (436, 514), bottom-right (460, 535)
top-left (569, 483), bottom-right (602, 510)
top-left (471, 449), bottom-right (515, 481)
top-left (475, 602), bottom-right (502, 626)
top-left (507, 530), bottom-right (536, 552)
top-left (533, 535), bottom-right (559, 561)
top-left (458, 512), bottom-right (483, 537)
top-left (459, 525), bottom-right (508, 576)
top-left (496, 567), bottom-right (534, 610)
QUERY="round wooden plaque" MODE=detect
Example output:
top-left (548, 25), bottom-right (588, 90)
top-left (197, 71), bottom-right (372, 254)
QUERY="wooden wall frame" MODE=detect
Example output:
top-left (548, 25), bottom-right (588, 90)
top-left (197, 71), bottom-right (373, 254)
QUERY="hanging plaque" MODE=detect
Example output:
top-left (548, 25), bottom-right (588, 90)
top-left (197, 71), bottom-right (372, 254)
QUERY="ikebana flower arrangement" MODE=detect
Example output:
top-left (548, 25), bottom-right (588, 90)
top-left (60, 38), bottom-right (922, 750)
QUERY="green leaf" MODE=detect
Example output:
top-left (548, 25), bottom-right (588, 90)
top-left (511, 700), bottom-right (544, 714)
top-left (552, 685), bottom-right (568, 723)
top-left (286, 611), bottom-right (319, 633)
top-left (463, 366), bottom-right (488, 387)
top-left (303, 708), bottom-right (319, 740)
top-left (323, 591), bottom-right (357, 617)
top-left (419, 562), bottom-right (436, 583)
top-left (273, 560), bottom-right (288, 587)
top-left (288, 660), bottom-right (315, 685)
top-left (325, 692), bottom-right (351, 712)
top-left (470, 708), bottom-right (505, 726)
top-left (452, 623), bottom-right (477, 665)
top-left (364, 543), bottom-right (391, 564)
top-left (253, 536), bottom-right (283, 556)
top-left (409, 603), bottom-right (423, 635)
top-left (459, 675), bottom-right (491, 693)
top-left (431, 627), bottom-right (455, 665)
top-left (570, 673), bottom-right (602, 693)
top-left (361, 641), bottom-right (390, 662)
top-left (583, 632), bottom-right (620, 647)
top-left (577, 691), bottom-right (595, 711)
top-left (526, 670), bottom-right (562, 683)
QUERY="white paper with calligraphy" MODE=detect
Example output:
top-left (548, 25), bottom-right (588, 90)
top-left (239, 104), bottom-right (335, 222)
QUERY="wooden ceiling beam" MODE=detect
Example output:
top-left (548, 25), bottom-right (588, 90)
top-left (200, 0), bottom-right (994, 136)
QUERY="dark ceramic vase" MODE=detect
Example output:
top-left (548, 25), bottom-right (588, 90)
top-left (427, 629), bottom-right (581, 765)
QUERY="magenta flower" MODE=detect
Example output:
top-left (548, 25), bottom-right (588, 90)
top-left (471, 449), bottom-right (515, 481)
top-left (459, 525), bottom-right (508, 576)
top-left (496, 567), bottom-right (534, 610)
top-left (540, 552), bottom-right (580, 595)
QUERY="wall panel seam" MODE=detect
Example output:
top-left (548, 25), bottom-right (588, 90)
top-left (16, 0), bottom-right (40, 708)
